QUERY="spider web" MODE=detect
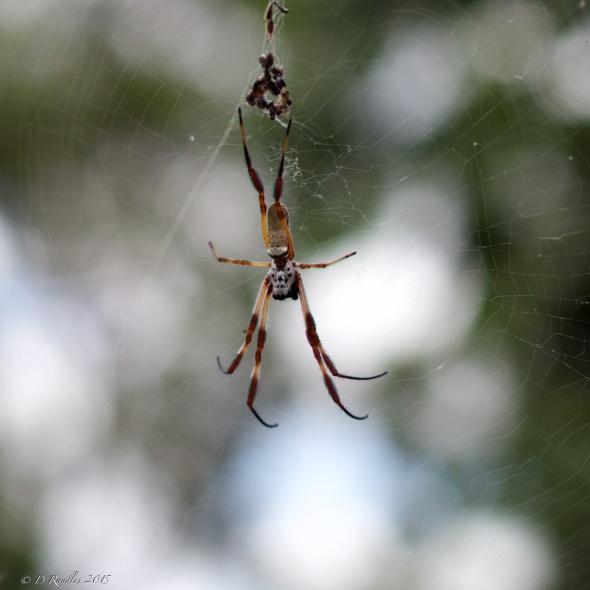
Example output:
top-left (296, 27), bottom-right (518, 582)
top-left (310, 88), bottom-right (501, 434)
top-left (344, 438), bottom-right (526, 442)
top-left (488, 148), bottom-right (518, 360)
top-left (0, 0), bottom-right (589, 589)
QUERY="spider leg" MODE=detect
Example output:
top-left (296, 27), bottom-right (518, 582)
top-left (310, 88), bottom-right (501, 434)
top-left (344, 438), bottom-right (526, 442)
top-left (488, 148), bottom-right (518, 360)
top-left (295, 273), bottom-right (369, 421)
top-left (247, 281), bottom-right (278, 428)
top-left (265, 1), bottom-right (288, 41)
top-left (310, 325), bottom-right (388, 383)
top-left (209, 241), bottom-right (270, 267)
top-left (238, 107), bottom-right (270, 251)
top-left (294, 251), bottom-right (357, 269)
top-left (217, 275), bottom-right (271, 375)
top-left (273, 118), bottom-right (295, 259)
top-left (295, 257), bottom-right (388, 381)
top-left (325, 364), bottom-right (388, 381)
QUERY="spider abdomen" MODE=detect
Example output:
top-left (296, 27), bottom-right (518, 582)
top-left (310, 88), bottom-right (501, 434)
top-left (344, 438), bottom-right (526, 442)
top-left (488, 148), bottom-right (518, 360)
top-left (270, 258), bottom-right (298, 300)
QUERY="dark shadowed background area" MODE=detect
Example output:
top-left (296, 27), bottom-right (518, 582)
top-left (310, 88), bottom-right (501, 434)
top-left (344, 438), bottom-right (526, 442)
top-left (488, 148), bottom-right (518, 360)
top-left (0, 0), bottom-right (589, 588)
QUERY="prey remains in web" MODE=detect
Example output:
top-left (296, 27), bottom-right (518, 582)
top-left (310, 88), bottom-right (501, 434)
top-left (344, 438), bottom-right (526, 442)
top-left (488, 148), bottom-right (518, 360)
top-left (244, 2), bottom-right (292, 120)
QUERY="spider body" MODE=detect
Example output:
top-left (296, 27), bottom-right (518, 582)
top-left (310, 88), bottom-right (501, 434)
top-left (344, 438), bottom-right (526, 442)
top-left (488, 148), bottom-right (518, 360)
top-left (209, 108), bottom-right (387, 427)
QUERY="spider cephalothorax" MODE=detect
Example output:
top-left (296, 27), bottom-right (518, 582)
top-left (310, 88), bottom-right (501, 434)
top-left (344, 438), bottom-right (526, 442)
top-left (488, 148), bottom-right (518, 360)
top-left (208, 107), bottom-right (387, 427)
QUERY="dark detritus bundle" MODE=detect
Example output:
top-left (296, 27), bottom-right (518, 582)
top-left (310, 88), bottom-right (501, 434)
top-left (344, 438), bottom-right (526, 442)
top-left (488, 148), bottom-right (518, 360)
top-left (245, 52), bottom-right (292, 120)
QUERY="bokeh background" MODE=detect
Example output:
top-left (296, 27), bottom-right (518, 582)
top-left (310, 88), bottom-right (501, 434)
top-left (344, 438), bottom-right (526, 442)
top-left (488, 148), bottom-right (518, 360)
top-left (1, 0), bottom-right (589, 588)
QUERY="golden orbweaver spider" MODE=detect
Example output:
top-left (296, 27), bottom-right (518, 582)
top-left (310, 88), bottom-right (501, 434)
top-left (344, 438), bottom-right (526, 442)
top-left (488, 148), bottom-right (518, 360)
top-left (208, 108), bottom-right (387, 427)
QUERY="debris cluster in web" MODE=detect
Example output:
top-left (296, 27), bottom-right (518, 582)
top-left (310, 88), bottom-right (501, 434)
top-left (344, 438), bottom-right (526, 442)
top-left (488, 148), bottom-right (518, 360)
top-left (244, 2), bottom-right (292, 120)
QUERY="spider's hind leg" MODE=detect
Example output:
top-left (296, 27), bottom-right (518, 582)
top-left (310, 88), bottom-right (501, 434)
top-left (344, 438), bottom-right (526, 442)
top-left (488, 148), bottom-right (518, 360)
top-left (329, 366), bottom-right (388, 381)
top-left (246, 281), bottom-right (279, 428)
top-left (295, 274), bottom-right (370, 421)
top-left (216, 276), bottom-right (271, 375)
top-left (216, 356), bottom-right (231, 374)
